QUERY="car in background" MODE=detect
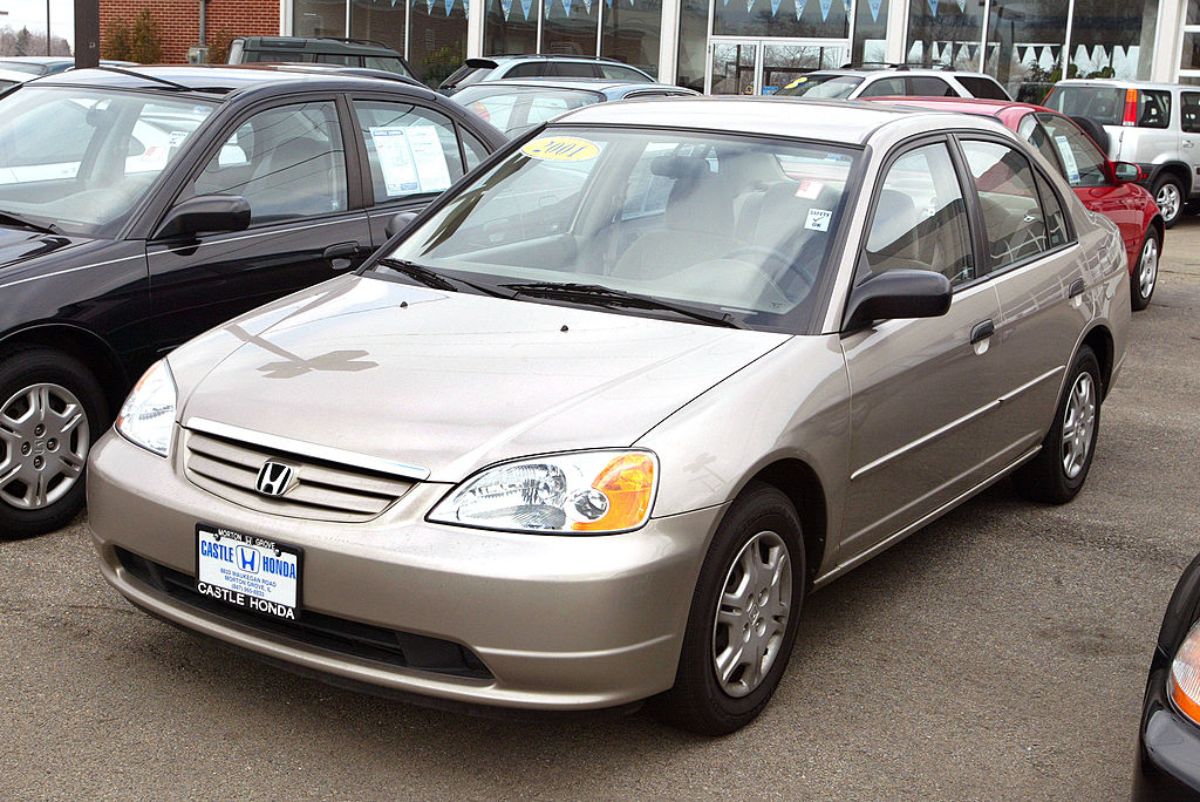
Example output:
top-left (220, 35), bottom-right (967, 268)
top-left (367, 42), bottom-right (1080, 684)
top-left (438, 55), bottom-right (654, 95)
top-left (773, 65), bottom-right (1011, 102)
top-left (1133, 552), bottom-right (1200, 800)
top-left (451, 79), bottom-right (698, 137)
top-left (0, 65), bottom-right (504, 539)
top-left (866, 96), bottom-right (1164, 310)
top-left (0, 67), bottom-right (33, 92)
top-left (1043, 79), bottom-right (1200, 228)
top-left (89, 97), bottom-right (1128, 735)
top-left (227, 36), bottom-right (415, 80)
top-left (0, 57), bottom-right (138, 76)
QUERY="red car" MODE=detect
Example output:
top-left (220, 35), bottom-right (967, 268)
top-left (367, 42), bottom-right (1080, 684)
top-left (864, 97), bottom-right (1164, 310)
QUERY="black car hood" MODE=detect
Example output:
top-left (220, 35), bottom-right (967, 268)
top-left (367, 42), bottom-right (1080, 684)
top-left (0, 228), bottom-right (91, 274)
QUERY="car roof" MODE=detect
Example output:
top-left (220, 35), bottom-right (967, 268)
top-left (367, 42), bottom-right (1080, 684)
top-left (865, 96), bottom-right (1041, 117)
top-left (457, 78), bottom-right (684, 93)
top-left (1055, 78), bottom-right (1179, 91)
top-left (555, 96), bottom-right (967, 145)
top-left (812, 67), bottom-right (992, 79)
top-left (0, 56), bottom-right (72, 65)
top-left (234, 36), bottom-right (401, 55)
top-left (480, 54), bottom-right (636, 64)
top-left (0, 68), bottom-right (33, 83)
top-left (34, 64), bottom-right (436, 101)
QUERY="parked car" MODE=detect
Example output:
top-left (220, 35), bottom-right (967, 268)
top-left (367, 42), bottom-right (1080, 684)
top-left (89, 98), bottom-right (1129, 734)
top-left (773, 65), bottom-right (1011, 101)
top-left (1043, 79), bottom-right (1200, 228)
top-left (0, 65), bottom-right (504, 538)
top-left (865, 96), bottom-right (1164, 310)
top-left (451, 79), bottom-right (698, 137)
top-left (0, 57), bottom-right (138, 76)
top-left (438, 55), bottom-right (654, 95)
top-left (0, 67), bottom-right (33, 92)
top-left (227, 36), bottom-right (415, 80)
top-left (1133, 552), bottom-right (1200, 800)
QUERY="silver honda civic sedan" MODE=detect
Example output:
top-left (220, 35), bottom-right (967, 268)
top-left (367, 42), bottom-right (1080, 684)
top-left (88, 98), bottom-right (1130, 734)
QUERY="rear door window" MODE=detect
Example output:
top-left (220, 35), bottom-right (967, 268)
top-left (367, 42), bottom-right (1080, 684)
top-left (908, 77), bottom-right (956, 97)
top-left (956, 76), bottom-right (1010, 100)
top-left (506, 62), bottom-right (546, 78)
top-left (1183, 92), bottom-right (1200, 134)
top-left (600, 64), bottom-right (647, 80)
top-left (959, 139), bottom-right (1057, 269)
top-left (1017, 114), bottom-right (1066, 175)
top-left (353, 99), bottom-right (466, 203)
top-left (553, 62), bottom-right (602, 78)
top-left (857, 77), bottom-right (908, 98)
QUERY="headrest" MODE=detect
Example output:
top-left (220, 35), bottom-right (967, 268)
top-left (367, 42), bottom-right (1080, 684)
top-left (651, 155), bottom-right (710, 180)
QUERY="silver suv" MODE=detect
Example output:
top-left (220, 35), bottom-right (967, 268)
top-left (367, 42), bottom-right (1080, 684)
top-left (773, 65), bottom-right (1011, 102)
top-left (1045, 79), bottom-right (1196, 227)
top-left (439, 55), bottom-right (654, 95)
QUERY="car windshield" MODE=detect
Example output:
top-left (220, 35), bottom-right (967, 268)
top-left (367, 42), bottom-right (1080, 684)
top-left (452, 86), bottom-right (603, 136)
top-left (0, 86), bottom-right (215, 237)
top-left (774, 74), bottom-right (863, 99)
top-left (376, 127), bottom-right (860, 332)
top-left (0, 61), bottom-right (48, 75)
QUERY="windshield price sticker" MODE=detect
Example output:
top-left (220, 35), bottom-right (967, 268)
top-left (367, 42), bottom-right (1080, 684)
top-left (805, 208), bottom-right (832, 232)
top-left (521, 136), bottom-right (601, 162)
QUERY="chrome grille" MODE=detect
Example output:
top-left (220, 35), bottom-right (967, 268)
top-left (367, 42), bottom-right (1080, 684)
top-left (183, 428), bottom-right (415, 523)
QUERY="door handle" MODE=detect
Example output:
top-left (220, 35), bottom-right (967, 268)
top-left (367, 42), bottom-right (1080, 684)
top-left (323, 241), bottom-right (364, 260)
top-left (1068, 278), bottom-right (1085, 298)
top-left (1184, 141), bottom-right (1195, 149)
top-left (970, 319), bottom-right (995, 345)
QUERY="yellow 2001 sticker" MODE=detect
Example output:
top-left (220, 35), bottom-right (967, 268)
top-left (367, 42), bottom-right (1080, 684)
top-left (521, 135), bottom-right (601, 162)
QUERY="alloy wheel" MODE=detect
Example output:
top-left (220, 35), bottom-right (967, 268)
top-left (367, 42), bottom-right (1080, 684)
top-left (1139, 236), bottom-right (1159, 301)
top-left (712, 530), bottom-right (792, 698)
top-left (0, 383), bottom-right (90, 510)
top-left (1061, 372), bottom-right (1096, 481)
top-left (1157, 184), bottom-right (1181, 222)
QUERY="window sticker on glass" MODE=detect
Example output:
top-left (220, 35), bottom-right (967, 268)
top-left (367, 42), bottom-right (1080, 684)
top-left (805, 208), bottom-right (832, 231)
top-left (1054, 135), bottom-right (1081, 184)
top-left (370, 125), bottom-right (452, 197)
top-left (520, 135), bottom-right (601, 162)
top-left (167, 130), bottom-right (189, 148)
top-left (794, 178), bottom-right (824, 199)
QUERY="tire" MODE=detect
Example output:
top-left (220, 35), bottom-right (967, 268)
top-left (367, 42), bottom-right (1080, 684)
top-left (651, 481), bottom-right (806, 735)
top-left (1131, 228), bottom-right (1161, 311)
top-left (0, 346), bottom-right (108, 539)
top-left (1153, 174), bottom-right (1184, 228)
top-left (1013, 345), bottom-right (1102, 505)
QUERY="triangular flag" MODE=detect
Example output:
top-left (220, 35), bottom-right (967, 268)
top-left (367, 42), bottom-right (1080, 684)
top-left (843, 0), bottom-right (850, 11)
top-left (770, 0), bottom-right (782, 15)
top-left (955, 0), bottom-right (965, 10)
top-left (521, 0), bottom-right (533, 16)
top-left (427, 0), bottom-right (435, 13)
top-left (966, 43), bottom-right (977, 61)
top-left (867, 0), bottom-right (881, 21)
top-left (582, 0), bottom-right (592, 11)
top-left (927, 0), bottom-right (938, 15)
top-left (819, 0), bottom-right (832, 19)
top-left (501, 0), bottom-right (513, 18)
top-left (445, 0), bottom-right (454, 14)
top-left (793, 0), bottom-right (806, 17)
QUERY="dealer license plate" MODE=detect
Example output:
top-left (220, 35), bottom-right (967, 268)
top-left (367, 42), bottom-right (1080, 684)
top-left (195, 525), bottom-right (302, 621)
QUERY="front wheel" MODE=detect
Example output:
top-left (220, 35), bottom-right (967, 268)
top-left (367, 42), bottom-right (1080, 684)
top-left (651, 481), bottom-right (806, 735)
top-left (1013, 345), bottom-right (1101, 504)
top-left (0, 346), bottom-right (108, 539)
top-left (1131, 228), bottom-right (1161, 311)
top-left (1153, 175), bottom-right (1184, 228)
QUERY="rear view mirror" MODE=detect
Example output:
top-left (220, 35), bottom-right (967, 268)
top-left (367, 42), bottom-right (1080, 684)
top-left (1112, 161), bottom-right (1145, 184)
top-left (155, 195), bottom-right (250, 239)
top-left (385, 210), bottom-right (419, 239)
top-left (842, 269), bottom-right (952, 332)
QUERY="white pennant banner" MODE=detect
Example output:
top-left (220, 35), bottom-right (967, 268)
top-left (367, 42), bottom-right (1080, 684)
top-left (867, 0), bottom-right (882, 21)
top-left (819, 0), bottom-right (832, 19)
top-left (770, 0), bottom-right (783, 15)
top-left (794, 0), bottom-right (807, 18)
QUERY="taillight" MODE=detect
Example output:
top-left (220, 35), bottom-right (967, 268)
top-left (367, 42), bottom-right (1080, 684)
top-left (1123, 88), bottom-right (1139, 127)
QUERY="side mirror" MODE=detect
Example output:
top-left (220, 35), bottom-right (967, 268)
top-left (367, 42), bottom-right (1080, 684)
top-left (1112, 161), bottom-right (1145, 184)
top-left (155, 195), bottom-right (250, 239)
top-left (385, 210), bottom-right (419, 239)
top-left (842, 269), bottom-right (953, 332)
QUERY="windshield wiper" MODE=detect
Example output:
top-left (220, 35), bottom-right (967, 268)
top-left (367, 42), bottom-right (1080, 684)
top-left (375, 257), bottom-right (506, 297)
top-left (0, 211), bottom-right (60, 235)
top-left (503, 281), bottom-right (741, 329)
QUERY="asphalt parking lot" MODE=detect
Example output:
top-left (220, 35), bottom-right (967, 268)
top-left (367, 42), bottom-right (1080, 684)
top-left (2, 221), bottom-right (1199, 801)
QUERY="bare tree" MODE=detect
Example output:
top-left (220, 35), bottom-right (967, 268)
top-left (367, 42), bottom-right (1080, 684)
top-left (0, 25), bottom-right (72, 57)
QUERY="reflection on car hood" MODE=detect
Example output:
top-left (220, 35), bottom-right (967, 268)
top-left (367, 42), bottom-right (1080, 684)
top-left (175, 275), bottom-right (790, 481)
top-left (0, 228), bottom-right (88, 275)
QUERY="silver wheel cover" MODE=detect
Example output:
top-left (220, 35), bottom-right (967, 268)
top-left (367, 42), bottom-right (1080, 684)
top-left (1061, 372), bottom-right (1097, 481)
top-left (0, 383), bottom-right (90, 511)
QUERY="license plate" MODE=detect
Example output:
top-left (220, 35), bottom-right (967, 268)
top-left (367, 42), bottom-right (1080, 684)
top-left (195, 525), bottom-right (302, 621)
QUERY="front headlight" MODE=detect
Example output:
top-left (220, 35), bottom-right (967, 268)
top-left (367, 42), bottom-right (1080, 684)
top-left (1171, 621), bottom-right (1200, 726)
top-left (429, 450), bottom-right (658, 534)
top-left (115, 360), bottom-right (177, 457)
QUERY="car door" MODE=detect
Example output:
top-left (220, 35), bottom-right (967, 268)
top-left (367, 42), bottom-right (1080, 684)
top-left (1179, 91), bottom-right (1200, 188)
top-left (838, 137), bottom-right (1004, 561)
top-left (348, 96), bottom-right (492, 246)
top-left (955, 135), bottom-right (1082, 474)
top-left (145, 96), bottom-right (372, 350)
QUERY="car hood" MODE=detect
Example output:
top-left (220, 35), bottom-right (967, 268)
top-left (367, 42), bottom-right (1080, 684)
top-left (174, 275), bottom-right (791, 481)
top-left (0, 228), bottom-right (90, 275)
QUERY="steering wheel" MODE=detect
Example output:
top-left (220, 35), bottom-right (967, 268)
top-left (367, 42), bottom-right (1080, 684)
top-left (721, 245), bottom-right (815, 299)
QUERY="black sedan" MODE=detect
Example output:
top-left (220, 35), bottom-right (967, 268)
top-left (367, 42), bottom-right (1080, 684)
top-left (0, 65), bottom-right (505, 538)
top-left (1133, 552), bottom-right (1200, 800)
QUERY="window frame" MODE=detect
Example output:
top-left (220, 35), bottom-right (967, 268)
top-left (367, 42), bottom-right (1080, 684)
top-left (949, 131), bottom-right (1078, 280)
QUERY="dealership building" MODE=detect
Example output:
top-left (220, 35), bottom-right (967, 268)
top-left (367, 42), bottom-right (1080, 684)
top-left (107, 0), bottom-right (1200, 96)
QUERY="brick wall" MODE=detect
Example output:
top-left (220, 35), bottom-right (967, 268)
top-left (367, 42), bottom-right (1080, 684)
top-left (100, 0), bottom-right (280, 64)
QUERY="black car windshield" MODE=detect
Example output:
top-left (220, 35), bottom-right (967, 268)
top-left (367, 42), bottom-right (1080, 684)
top-left (376, 127), bottom-right (860, 332)
top-left (452, 85), bottom-right (604, 136)
top-left (774, 74), bottom-right (863, 99)
top-left (0, 86), bottom-right (217, 237)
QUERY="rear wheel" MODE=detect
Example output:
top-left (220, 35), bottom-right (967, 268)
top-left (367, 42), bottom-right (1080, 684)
top-left (1153, 174), bottom-right (1184, 228)
top-left (0, 346), bottom-right (107, 539)
top-left (1013, 346), bottom-right (1101, 504)
top-left (1131, 228), bottom-right (1161, 311)
top-left (652, 482), bottom-right (805, 735)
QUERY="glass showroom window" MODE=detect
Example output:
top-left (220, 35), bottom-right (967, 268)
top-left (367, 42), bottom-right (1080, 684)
top-left (351, 0), bottom-right (406, 59)
top-left (1068, 0), bottom-right (1158, 81)
top-left (410, 0), bottom-right (469, 86)
top-left (542, 0), bottom-right (602, 60)
top-left (853, 0), bottom-right (887, 65)
top-left (484, 0), bottom-right (539, 55)
top-left (602, 0), bottom-right (663, 77)
top-left (905, 0), bottom-right (984, 70)
top-left (675, 0), bottom-right (708, 91)
top-left (1180, 1), bottom-right (1200, 85)
top-left (713, 0), bottom-right (849, 38)
top-left (295, 0), bottom-right (348, 37)
top-left (984, 0), bottom-right (1068, 102)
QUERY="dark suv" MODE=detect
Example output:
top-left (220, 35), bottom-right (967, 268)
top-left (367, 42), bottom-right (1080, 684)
top-left (0, 65), bottom-right (504, 538)
top-left (439, 55), bottom-right (654, 95)
top-left (228, 37), bottom-right (415, 79)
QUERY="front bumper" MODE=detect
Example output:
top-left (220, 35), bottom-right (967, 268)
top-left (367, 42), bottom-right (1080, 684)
top-left (1132, 667), bottom-right (1200, 801)
top-left (88, 430), bottom-right (723, 711)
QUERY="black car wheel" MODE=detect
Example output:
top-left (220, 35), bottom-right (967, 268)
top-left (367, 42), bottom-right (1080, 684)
top-left (0, 346), bottom-right (107, 539)
top-left (1132, 228), bottom-right (1161, 311)
top-left (1013, 345), bottom-right (1101, 505)
top-left (652, 481), bottom-right (805, 735)
top-left (1153, 174), bottom-right (1185, 228)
